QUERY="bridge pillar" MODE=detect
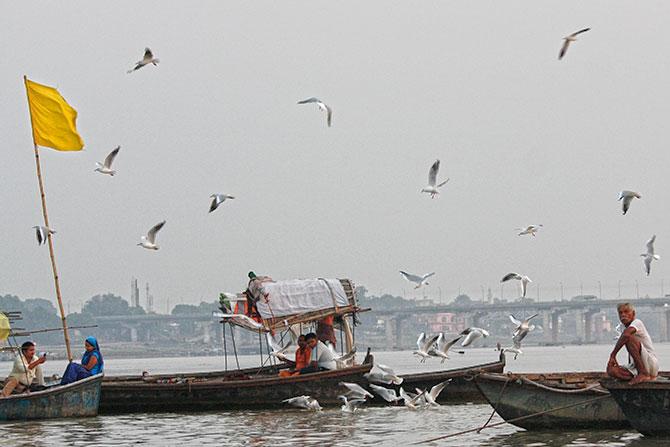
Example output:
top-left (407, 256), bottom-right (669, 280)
top-left (130, 327), bottom-right (138, 342)
top-left (384, 317), bottom-right (403, 350)
top-left (548, 309), bottom-right (567, 343)
top-left (583, 309), bottom-right (600, 343)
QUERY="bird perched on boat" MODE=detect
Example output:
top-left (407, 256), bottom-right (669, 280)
top-left (413, 332), bottom-right (440, 362)
top-left (209, 194), bottom-right (235, 213)
top-left (364, 363), bottom-right (403, 385)
top-left (127, 47), bottom-right (159, 73)
top-left (429, 333), bottom-right (464, 363)
top-left (297, 97), bottom-right (332, 127)
top-left (460, 327), bottom-right (489, 347)
top-left (558, 28), bottom-right (590, 60)
top-left (33, 225), bottom-right (55, 246)
top-left (641, 234), bottom-right (660, 276)
top-left (266, 333), bottom-right (292, 362)
top-left (369, 384), bottom-right (401, 403)
top-left (399, 271), bottom-right (435, 289)
top-left (501, 273), bottom-right (532, 298)
top-left (618, 190), bottom-right (641, 215)
top-left (283, 395), bottom-right (322, 411)
top-left (515, 224), bottom-right (543, 237)
top-left (338, 395), bottom-right (366, 413)
top-left (339, 382), bottom-right (373, 399)
top-left (417, 380), bottom-right (451, 406)
top-left (420, 159), bottom-right (449, 198)
top-left (137, 221), bottom-right (166, 250)
top-left (399, 387), bottom-right (426, 409)
top-left (94, 146), bottom-right (120, 176)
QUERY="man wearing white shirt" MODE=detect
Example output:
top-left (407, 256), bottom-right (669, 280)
top-left (299, 333), bottom-right (337, 374)
top-left (607, 302), bottom-right (658, 384)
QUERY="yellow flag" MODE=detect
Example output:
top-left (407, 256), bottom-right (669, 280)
top-left (0, 313), bottom-right (10, 341)
top-left (25, 78), bottom-right (84, 151)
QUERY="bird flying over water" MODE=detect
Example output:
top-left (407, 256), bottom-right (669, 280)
top-left (399, 387), bottom-right (426, 409)
top-left (369, 384), bottom-right (401, 403)
top-left (283, 395), bottom-right (322, 410)
top-left (297, 97), bottom-right (332, 127)
top-left (510, 314), bottom-right (538, 346)
top-left (338, 395), bottom-right (366, 413)
top-left (618, 190), bottom-right (641, 215)
top-left (127, 47), bottom-right (159, 73)
top-left (413, 332), bottom-right (440, 362)
top-left (399, 271), bottom-right (435, 289)
top-left (33, 226), bottom-right (55, 246)
top-left (558, 28), bottom-right (590, 60)
top-left (94, 146), bottom-right (120, 176)
top-left (501, 273), bottom-right (532, 298)
top-left (430, 333), bottom-right (464, 363)
top-left (364, 363), bottom-right (403, 385)
top-left (138, 221), bottom-right (165, 250)
top-left (641, 234), bottom-right (660, 276)
top-left (420, 159), bottom-right (449, 198)
top-left (460, 327), bottom-right (489, 347)
top-left (421, 380), bottom-right (451, 406)
top-left (339, 382), bottom-right (373, 399)
top-left (516, 225), bottom-right (543, 237)
top-left (209, 194), bottom-right (235, 213)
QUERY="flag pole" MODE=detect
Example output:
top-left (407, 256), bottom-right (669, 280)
top-left (23, 75), bottom-right (73, 362)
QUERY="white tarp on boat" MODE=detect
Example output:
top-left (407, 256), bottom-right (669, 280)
top-left (255, 278), bottom-right (349, 319)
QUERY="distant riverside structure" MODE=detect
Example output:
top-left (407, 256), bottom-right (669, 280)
top-left (130, 278), bottom-right (140, 308)
top-left (146, 282), bottom-right (154, 313)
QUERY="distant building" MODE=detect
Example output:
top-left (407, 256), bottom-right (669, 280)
top-left (425, 312), bottom-right (466, 334)
top-left (130, 278), bottom-right (140, 308)
top-left (146, 282), bottom-right (154, 313)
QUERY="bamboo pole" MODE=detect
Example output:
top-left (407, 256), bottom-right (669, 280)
top-left (24, 75), bottom-right (73, 362)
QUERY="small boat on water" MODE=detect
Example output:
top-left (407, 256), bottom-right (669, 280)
top-left (474, 372), bottom-right (630, 429)
top-left (0, 373), bottom-right (103, 422)
top-left (601, 379), bottom-right (670, 437)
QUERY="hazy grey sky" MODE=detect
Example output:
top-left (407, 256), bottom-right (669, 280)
top-left (2, 1), bottom-right (670, 311)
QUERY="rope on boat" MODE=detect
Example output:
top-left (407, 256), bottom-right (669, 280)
top-left (412, 394), bottom-right (611, 445)
top-left (519, 377), bottom-right (609, 394)
top-left (477, 377), bottom-right (511, 433)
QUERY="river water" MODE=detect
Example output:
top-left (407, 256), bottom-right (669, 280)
top-left (2, 344), bottom-right (670, 446)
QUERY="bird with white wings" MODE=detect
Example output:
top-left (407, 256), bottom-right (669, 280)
top-left (619, 190), bottom-right (641, 215)
top-left (510, 314), bottom-right (538, 346)
top-left (209, 194), bottom-right (235, 213)
top-left (419, 380), bottom-right (451, 406)
top-left (339, 382), bottom-right (373, 400)
top-left (364, 363), bottom-right (403, 385)
top-left (413, 332), bottom-right (440, 362)
top-left (297, 97), bottom-right (332, 127)
top-left (399, 387), bottom-right (426, 409)
top-left (338, 395), bottom-right (366, 413)
top-left (399, 271), bottom-right (435, 289)
top-left (33, 226), bottom-right (55, 246)
top-left (420, 159), bottom-right (449, 198)
top-left (516, 225), bottom-right (543, 237)
top-left (127, 47), bottom-right (159, 73)
top-left (369, 384), bottom-right (401, 403)
top-left (460, 327), bottom-right (489, 347)
top-left (326, 343), bottom-right (357, 369)
top-left (558, 28), bottom-right (590, 60)
top-left (430, 333), bottom-right (464, 363)
top-left (137, 221), bottom-right (166, 250)
top-left (283, 395), bottom-right (322, 410)
top-left (641, 235), bottom-right (660, 276)
top-left (94, 146), bottom-right (120, 176)
top-left (497, 341), bottom-right (523, 360)
top-left (501, 273), bottom-right (532, 298)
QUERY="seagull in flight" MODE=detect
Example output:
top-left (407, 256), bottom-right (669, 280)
top-left (297, 97), bottom-right (332, 127)
top-left (399, 387), bottom-right (427, 409)
top-left (510, 314), bottom-right (538, 346)
top-left (420, 380), bottom-right (451, 406)
top-left (94, 146), bottom-right (120, 176)
top-left (413, 332), bottom-right (439, 362)
top-left (558, 28), bottom-right (590, 60)
top-left (641, 234), bottom-right (660, 276)
top-left (339, 382), bottom-right (373, 400)
top-left (420, 159), bottom-right (449, 198)
top-left (209, 194), bottom-right (235, 213)
top-left (516, 225), bottom-right (543, 237)
top-left (399, 271), bottom-right (435, 289)
top-left (430, 333), bottom-right (464, 363)
top-left (460, 327), bottom-right (489, 347)
top-left (364, 363), bottom-right (403, 385)
top-left (501, 273), bottom-right (532, 298)
top-left (127, 47), bottom-right (159, 73)
top-left (137, 221), bottom-right (166, 250)
top-left (283, 395), bottom-right (322, 410)
top-left (618, 190), bottom-right (641, 215)
top-left (369, 384), bottom-right (401, 403)
top-left (338, 395), bottom-right (366, 413)
top-left (33, 226), bottom-right (55, 246)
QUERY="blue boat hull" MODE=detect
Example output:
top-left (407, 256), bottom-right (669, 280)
top-left (0, 373), bottom-right (103, 421)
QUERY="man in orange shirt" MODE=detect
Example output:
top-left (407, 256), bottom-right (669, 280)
top-left (279, 335), bottom-right (311, 377)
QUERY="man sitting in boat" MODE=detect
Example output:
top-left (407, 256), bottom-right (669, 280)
top-left (607, 302), bottom-right (658, 385)
top-left (299, 333), bottom-right (336, 374)
top-left (61, 337), bottom-right (104, 385)
top-left (279, 334), bottom-right (312, 377)
top-left (1, 341), bottom-right (46, 397)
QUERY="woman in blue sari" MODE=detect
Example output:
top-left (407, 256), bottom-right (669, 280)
top-left (61, 337), bottom-right (104, 385)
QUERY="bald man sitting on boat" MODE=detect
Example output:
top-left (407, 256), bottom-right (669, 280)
top-left (607, 302), bottom-right (658, 385)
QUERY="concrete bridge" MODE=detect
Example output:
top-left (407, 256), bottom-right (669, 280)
top-left (89, 313), bottom-right (219, 343)
top-left (373, 297), bottom-right (670, 348)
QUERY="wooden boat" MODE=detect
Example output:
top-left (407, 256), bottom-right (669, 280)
top-left (100, 354), bottom-right (373, 413)
top-left (0, 373), bottom-right (103, 422)
top-left (474, 372), bottom-right (629, 429)
top-left (601, 379), bottom-right (670, 437)
top-left (378, 353), bottom-right (506, 404)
